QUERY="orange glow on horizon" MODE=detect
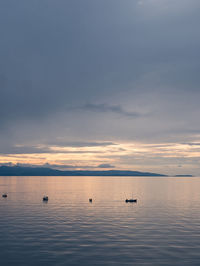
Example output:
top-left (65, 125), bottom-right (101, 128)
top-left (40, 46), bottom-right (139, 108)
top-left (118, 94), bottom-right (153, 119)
top-left (1, 141), bottom-right (200, 174)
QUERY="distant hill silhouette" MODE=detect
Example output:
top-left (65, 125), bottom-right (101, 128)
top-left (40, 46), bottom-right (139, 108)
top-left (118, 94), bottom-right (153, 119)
top-left (0, 166), bottom-right (167, 176)
top-left (174, 174), bottom-right (193, 177)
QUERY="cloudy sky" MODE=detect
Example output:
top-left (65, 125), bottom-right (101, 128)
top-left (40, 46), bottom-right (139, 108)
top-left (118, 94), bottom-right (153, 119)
top-left (0, 0), bottom-right (200, 175)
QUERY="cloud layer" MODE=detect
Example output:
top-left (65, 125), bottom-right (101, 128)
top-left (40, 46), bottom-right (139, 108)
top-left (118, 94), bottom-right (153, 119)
top-left (0, 0), bottom-right (200, 174)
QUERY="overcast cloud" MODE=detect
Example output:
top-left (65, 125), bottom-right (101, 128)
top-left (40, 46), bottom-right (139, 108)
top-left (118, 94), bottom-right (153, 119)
top-left (0, 0), bottom-right (200, 174)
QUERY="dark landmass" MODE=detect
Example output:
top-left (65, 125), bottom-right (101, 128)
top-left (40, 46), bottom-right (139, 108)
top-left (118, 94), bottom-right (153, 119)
top-left (0, 166), bottom-right (166, 177)
top-left (174, 175), bottom-right (193, 177)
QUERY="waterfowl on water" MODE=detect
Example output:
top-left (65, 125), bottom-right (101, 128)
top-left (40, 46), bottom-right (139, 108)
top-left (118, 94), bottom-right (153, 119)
top-left (125, 199), bottom-right (137, 203)
top-left (43, 196), bottom-right (48, 201)
top-left (2, 194), bottom-right (7, 198)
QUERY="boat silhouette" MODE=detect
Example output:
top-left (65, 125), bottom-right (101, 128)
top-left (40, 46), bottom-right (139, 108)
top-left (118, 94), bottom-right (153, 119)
top-left (125, 199), bottom-right (137, 203)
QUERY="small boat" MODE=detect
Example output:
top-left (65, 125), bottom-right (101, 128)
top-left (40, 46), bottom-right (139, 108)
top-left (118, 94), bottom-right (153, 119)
top-left (43, 196), bottom-right (48, 201)
top-left (125, 199), bottom-right (137, 203)
top-left (89, 198), bottom-right (92, 203)
top-left (2, 194), bottom-right (7, 198)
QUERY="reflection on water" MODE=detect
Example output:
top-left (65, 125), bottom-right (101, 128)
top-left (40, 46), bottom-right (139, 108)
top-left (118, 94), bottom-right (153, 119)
top-left (1, 176), bottom-right (200, 265)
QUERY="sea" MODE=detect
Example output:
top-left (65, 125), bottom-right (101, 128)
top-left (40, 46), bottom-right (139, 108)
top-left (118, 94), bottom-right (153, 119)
top-left (0, 176), bottom-right (200, 266)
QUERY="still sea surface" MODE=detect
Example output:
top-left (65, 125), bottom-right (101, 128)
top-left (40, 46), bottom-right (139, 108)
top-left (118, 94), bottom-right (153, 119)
top-left (0, 176), bottom-right (200, 265)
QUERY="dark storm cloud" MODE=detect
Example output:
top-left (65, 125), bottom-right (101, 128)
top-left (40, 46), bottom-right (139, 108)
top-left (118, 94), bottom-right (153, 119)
top-left (0, 145), bottom-right (50, 155)
top-left (78, 103), bottom-right (143, 118)
top-left (47, 141), bottom-right (116, 147)
top-left (98, 164), bottom-right (115, 169)
top-left (0, 163), bottom-right (96, 170)
top-left (182, 143), bottom-right (200, 146)
top-left (0, 145), bottom-right (105, 155)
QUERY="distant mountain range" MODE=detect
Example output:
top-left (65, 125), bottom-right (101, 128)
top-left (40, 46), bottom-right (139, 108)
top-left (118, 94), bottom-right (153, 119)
top-left (174, 174), bottom-right (193, 177)
top-left (0, 166), bottom-right (167, 176)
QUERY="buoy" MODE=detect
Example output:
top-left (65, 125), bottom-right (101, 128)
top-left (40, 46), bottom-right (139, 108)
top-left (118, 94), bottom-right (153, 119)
top-left (43, 196), bottom-right (48, 201)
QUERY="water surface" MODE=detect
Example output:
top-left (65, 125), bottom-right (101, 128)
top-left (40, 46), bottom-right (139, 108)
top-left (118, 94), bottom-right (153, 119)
top-left (0, 176), bottom-right (200, 265)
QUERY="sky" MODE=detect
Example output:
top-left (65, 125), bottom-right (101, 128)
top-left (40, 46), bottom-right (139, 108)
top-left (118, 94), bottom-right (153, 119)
top-left (0, 0), bottom-right (200, 175)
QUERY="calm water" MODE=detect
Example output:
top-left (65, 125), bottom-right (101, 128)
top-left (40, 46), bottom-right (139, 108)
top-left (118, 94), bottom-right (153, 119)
top-left (0, 176), bottom-right (200, 266)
